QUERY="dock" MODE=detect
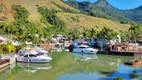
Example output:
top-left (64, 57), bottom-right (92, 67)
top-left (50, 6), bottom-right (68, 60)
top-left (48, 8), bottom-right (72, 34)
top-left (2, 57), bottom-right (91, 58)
top-left (98, 50), bottom-right (142, 56)
top-left (0, 59), bottom-right (10, 69)
top-left (99, 42), bottom-right (142, 56)
top-left (0, 54), bottom-right (16, 69)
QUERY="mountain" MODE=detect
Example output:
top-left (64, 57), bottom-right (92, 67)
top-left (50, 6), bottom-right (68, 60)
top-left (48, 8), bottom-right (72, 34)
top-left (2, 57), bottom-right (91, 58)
top-left (120, 6), bottom-right (142, 23)
top-left (65, 0), bottom-right (142, 24)
top-left (136, 5), bottom-right (142, 10)
top-left (65, 0), bottom-right (135, 24)
top-left (0, 0), bottom-right (130, 32)
top-left (95, 0), bottom-right (110, 7)
top-left (95, 0), bottom-right (142, 24)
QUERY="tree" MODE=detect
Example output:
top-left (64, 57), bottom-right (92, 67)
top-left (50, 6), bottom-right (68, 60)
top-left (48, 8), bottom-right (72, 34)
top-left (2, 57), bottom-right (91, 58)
top-left (38, 7), bottom-right (67, 33)
top-left (82, 31), bottom-right (88, 39)
top-left (107, 31), bottom-right (118, 41)
top-left (12, 5), bottom-right (29, 23)
top-left (97, 26), bottom-right (118, 42)
top-left (0, 44), bottom-right (7, 54)
top-left (0, 42), bottom-right (16, 54)
top-left (129, 24), bottom-right (142, 43)
top-left (119, 30), bottom-right (130, 41)
top-left (88, 28), bottom-right (97, 39)
top-left (6, 44), bottom-right (16, 54)
top-left (67, 28), bottom-right (80, 39)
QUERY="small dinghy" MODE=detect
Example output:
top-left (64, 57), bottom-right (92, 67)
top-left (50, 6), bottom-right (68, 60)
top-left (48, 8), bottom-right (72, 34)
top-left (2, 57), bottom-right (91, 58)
top-left (124, 60), bottom-right (142, 66)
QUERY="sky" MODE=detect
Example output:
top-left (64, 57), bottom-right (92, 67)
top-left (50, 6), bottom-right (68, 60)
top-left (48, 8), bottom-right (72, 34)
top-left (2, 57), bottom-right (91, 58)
top-left (75, 0), bottom-right (142, 10)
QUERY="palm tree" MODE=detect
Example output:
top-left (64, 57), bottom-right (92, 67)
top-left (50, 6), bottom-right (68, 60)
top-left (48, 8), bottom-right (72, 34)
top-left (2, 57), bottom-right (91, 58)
top-left (97, 26), bottom-right (118, 43)
top-left (129, 24), bottom-right (142, 43)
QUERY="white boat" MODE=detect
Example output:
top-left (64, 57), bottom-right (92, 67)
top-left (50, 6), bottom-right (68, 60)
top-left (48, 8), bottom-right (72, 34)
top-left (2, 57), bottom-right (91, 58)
top-left (73, 45), bottom-right (98, 54)
top-left (35, 47), bottom-right (48, 54)
top-left (16, 49), bottom-right (52, 63)
top-left (64, 45), bottom-right (69, 51)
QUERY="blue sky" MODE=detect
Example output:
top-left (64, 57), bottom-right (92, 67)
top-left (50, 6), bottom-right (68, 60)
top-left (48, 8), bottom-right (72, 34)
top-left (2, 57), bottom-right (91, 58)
top-left (73, 0), bottom-right (142, 9)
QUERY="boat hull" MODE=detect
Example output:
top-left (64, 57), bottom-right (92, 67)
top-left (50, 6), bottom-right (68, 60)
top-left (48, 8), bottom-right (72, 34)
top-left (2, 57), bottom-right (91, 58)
top-left (16, 56), bottom-right (52, 63)
top-left (73, 49), bottom-right (98, 54)
top-left (124, 60), bottom-right (142, 66)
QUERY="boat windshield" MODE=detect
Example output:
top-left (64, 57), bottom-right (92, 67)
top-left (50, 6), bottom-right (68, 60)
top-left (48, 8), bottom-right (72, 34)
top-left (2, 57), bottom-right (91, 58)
top-left (24, 54), bottom-right (37, 57)
top-left (78, 46), bottom-right (90, 49)
top-left (36, 53), bottom-right (45, 56)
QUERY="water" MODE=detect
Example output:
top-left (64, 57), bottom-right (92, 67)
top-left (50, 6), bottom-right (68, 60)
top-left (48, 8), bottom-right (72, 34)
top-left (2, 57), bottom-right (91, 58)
top-left (0, 51), bottom-right (141, 80)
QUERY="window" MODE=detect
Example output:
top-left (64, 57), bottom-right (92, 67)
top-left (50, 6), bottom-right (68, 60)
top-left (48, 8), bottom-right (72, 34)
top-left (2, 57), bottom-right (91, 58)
top-left (36, 54), bottom-right (44, 56)
top-left (79, 47), bottom-right (86, 49)
top-left (24, 54), bottom-right (36, 57)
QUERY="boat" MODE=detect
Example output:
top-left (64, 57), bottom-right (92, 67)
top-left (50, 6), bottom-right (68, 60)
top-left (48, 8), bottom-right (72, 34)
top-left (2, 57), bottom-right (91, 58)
top-left (64, 45), bottom-right (69, 51)
top-left (124, 60), bottom-right (142, 66)
top-left (72, 45), bottom-right (98, 54)
top-left (16, 49), bottom-right (52, 63)
top-left (35, 47), bottom-right (48, 54)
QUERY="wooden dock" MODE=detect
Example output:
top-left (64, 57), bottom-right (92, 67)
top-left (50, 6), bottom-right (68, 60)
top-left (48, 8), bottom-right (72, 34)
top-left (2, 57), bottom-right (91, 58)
top-left (108, 51), bottom-right (134, 56)
top-left (0, 59), bottom-right (10, 69)
top-left (0, 54), bottom-right (16, 69)
top-left (97, 50), bottom-right (139, 56)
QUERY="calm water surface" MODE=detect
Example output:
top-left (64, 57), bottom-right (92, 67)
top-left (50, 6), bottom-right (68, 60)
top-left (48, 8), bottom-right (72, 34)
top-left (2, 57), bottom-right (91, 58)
top-left (0, 51), bottom-right (142, 80)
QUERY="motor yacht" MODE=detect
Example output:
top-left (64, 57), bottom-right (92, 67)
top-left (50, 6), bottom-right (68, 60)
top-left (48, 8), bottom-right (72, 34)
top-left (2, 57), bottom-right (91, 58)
top-left (73, 45), bottom-right (98, 54)
top-left (16, 49), bottom-right (52, 63)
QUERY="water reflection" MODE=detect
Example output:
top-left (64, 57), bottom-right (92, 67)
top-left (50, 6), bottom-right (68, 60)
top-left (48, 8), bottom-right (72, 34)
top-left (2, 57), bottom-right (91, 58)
top-left (0, 63), bottom-right (16, 80)
top-left (0, 63), bottom-right (52, 80)
top-left (0, 52), bottom-right (139, 80)
top-left (57, 73), bottom-right (105, 80)
top-left (73, 53), bottom-right (98, 61)
top-left (17, 63), bottom-right (52, 73)
top-left (57, 64), bottom-right (142, 80)
top-left (105, 64), bottom-right (142, 80)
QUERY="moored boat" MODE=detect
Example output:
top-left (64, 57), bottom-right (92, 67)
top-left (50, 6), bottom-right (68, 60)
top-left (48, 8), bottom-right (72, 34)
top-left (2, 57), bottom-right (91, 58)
top-left (16, 49), bottom-right (52, 63)
top-left (124, 60), bottom-right (142, 66)
top-left (72, 45), bottom-right (98, 54)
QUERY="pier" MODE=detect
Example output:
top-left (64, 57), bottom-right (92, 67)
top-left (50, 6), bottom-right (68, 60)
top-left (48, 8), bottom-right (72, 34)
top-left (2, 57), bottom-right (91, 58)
top-left (0, 54), bottom-right (16, 69)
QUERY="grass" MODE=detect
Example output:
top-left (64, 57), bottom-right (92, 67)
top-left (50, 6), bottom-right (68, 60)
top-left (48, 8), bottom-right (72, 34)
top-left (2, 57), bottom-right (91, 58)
top-left (0, 0), bottom-right (77, 22)
top-left (57, 12), bottom-right (130, 32)
top-left (0, 0), bottom-right (130, 31)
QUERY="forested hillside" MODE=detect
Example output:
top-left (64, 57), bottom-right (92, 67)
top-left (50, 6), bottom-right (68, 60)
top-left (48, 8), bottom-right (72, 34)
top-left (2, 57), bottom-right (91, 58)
top-left (65, 0), bottom-right (135, 24)
top-left (120, 6), bottom-right (142, 24)
top-left (65, 0), bottom-right (142, 24)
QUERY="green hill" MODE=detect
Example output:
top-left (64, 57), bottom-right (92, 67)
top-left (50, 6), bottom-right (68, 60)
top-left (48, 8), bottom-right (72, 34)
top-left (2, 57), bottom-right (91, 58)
top-left (0, 0), bottom-right (78, 23)
top-left (57, 12), bottom-right (129, 31)
top-left (0, 0), bottom-right (130, 31)
top-left (65, 0), bottom-right (142, 24)
top-left (120, 6), bottom-right (142, 24)
top-left (64, 0), bottom-right (135, 24)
